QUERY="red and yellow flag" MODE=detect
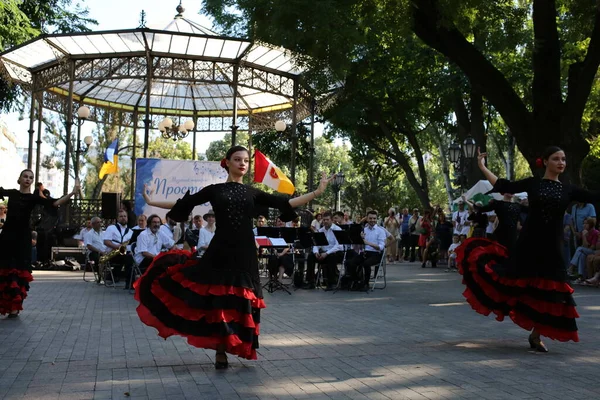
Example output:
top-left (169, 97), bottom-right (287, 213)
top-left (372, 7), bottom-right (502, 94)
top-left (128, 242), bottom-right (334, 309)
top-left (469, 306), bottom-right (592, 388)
top-left (253, 150), bottom-right (295, 195)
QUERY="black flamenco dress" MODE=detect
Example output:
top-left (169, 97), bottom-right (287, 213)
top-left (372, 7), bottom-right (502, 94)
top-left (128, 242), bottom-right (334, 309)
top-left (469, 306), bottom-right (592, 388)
top-left (456, 177), bottom-right (600, 342)
top-left (0, 188), bottom-right (53, 314)
top-left (478, 200), bottom-right (523, 252)
top-left (134, 182), bottom-right (296, 360)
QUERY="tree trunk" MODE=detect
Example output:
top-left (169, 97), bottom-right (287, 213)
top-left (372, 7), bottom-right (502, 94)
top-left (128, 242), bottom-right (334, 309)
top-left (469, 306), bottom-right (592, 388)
top-left (92, 176), bottom-right (108, 199)
top-left (436, 135), bottom-right (455, 209)
top-left (507, 130), bottom-right (515, 180)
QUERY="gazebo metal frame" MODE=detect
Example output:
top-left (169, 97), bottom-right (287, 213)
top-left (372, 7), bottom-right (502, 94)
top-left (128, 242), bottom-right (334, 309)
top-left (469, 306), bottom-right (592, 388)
top-left (0, 3), bottom-right (320, 197)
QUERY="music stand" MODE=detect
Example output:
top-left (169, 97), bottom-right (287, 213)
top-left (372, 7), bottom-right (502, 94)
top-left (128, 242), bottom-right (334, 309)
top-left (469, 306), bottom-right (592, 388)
top-left (257, 227), bottom-right (281, 238)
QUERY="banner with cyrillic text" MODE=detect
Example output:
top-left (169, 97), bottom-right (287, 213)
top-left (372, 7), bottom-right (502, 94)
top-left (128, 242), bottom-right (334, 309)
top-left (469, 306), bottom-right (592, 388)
top-left (134, 159), bottom-right (228, 221)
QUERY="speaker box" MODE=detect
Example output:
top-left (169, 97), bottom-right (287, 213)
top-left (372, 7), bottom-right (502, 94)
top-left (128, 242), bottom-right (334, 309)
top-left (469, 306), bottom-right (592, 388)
top-left (101, 192), bottom-right (121, 219)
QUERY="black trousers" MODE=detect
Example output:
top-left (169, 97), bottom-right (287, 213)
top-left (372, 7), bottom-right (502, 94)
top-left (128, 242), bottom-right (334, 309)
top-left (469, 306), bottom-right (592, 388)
top-left (267, 254), bottom-right (294, 277)
top-left (347, 251), bottom-right (382, 284)
top-left (409, 235), bottom-right (419, 262)
top-left (305, 251), bottom-right (343, 285)
top-left (400, 233), bottom-right (411, 260)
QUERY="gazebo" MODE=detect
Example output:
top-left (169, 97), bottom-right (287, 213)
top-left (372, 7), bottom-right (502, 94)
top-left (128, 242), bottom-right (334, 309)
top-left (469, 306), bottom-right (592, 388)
top-left (0, 3), bottom-right (318, 198)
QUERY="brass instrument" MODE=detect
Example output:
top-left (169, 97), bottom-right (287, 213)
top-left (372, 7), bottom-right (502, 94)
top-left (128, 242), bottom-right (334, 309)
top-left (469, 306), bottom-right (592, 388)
top-left (100, 241), bottom-right (128, 263)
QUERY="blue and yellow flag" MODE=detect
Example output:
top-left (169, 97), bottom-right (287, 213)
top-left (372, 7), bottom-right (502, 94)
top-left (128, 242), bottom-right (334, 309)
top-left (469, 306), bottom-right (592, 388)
top-left (99, 139), bottom-right (119, 179)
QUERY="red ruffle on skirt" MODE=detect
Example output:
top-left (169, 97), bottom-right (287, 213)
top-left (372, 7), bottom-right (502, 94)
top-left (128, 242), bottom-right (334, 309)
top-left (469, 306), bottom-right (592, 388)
top-left (0, 268), bottom-right (33, 315)
top-left (457, 237), bottom-right (579, 342)
top-left (134, 250), bottom-right (265, 360)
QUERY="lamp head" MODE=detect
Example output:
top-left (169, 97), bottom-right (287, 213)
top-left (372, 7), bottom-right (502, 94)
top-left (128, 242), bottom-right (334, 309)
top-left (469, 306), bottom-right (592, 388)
top-left (76, 105), bottom-right (90, 120)
top-left (463, 136), bottom-right (477, 159)
top-left (184, 119), bottom-right (195, 131)
top-left (275, 120), bottom-right (286, 132)
top-left (83, 135), bottom-right (93, 146)
top-left (449, 142), bottom-right (461, 163)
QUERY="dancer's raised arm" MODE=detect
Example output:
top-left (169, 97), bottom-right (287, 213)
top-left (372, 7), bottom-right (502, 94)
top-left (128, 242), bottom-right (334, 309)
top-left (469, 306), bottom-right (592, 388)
top-left (477, 148), bottom-right (498, 186)
top-left (289, 172), bottom-right (333, 208)
top-left (143, 184), bottom-right (176, 209)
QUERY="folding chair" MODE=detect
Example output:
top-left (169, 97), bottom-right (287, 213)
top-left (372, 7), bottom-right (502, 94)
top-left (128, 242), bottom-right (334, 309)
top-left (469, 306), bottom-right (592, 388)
top-left (128, 261), bottom-right (142, 294)
top-left (82, 252), bottom-right (100, 283)
top-left (370, 248), bottom-right (387, 291)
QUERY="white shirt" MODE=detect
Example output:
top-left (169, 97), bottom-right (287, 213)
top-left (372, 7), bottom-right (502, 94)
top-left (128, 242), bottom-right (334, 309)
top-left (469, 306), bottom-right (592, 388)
top-left (134, 228), bottom-right (175, 264)
top-left (363, 224), bottom-right (387, 252)
top-left (104, 223), bottom-right (133, 244)
top-left (310, 219), bottom-right (321, 231)
top-left (199, 226), bottom-right (215, 249)
top-left (452, 210), bottom-right (470, 235)
top-left (448, 242), bottom-right (460, 258)
top-left (409, 215), bottom-right (422, 236)
top-left (76, 227), bottom-right (92, 241)
top-left (313, 224), bottom-right (343, 255)
top-left (84, 229), bottom-right (106, 253)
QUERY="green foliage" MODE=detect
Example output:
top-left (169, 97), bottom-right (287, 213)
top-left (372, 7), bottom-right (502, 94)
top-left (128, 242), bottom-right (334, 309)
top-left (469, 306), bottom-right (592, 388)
top-left (0, 0), bottom-right (97, 112)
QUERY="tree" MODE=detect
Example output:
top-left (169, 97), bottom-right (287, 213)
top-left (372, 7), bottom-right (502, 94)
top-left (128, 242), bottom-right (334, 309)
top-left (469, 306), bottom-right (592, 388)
top-left (204, 0), bottom-right (600, 185)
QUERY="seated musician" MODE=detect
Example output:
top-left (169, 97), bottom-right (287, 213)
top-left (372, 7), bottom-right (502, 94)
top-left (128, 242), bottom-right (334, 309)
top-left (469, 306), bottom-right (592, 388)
top-left (198, 209), bottom-right (216, 257)
top-left (133, 214), bottom-right (175, 283)
top-left (346, 210), bottom-right (386, 290)
top-left (253, 214), bottom-right (267, 235)
top-left (84, 216), bottom-right (107, 280)
top-left (103, 210), bottom-right (135, 287)
top-left (267, 245), bottom-right (294, 282)
top-left (184, 214), bottom-right (202, 250)
top-left (302, 211), bottom-right (343, 290)
top-left (333, 211), bottom-right (345, 227)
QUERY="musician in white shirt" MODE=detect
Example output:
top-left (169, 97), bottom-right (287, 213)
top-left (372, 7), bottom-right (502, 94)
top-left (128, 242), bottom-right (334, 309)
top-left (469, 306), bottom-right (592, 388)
top-left (84, 216), bottom-right (107, 267)
top-left (303, 211), bottom-right (343, 290)
top-left (347, 210), bottom-right (387, 290)
top-left (103, 210), bottom-right (135, 287)
top-left (135, 215), bottom-right (176, 273)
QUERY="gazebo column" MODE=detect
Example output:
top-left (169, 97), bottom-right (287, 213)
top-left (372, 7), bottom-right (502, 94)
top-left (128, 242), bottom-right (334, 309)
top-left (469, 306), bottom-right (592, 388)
top-left (144, 55), bottom-right (153, 158)
top-left (63, 61), bottom-right (75, 195)
top-left (35, 99), bottom-right (43, 180)
top-left (231, 65), bottom-right (239, 146)
top-left (290, 80), bottom-right (299, 185)
top-left (192, 114), bottom-right (198, 160)
top-left (131, 110), bottom-right (138, 199)
top-left (247, 115), bottom-right (253, 180)
top-left (309, 98), bottom-right (316, 195)
top-left (27, 90), bottom-right (36, 169)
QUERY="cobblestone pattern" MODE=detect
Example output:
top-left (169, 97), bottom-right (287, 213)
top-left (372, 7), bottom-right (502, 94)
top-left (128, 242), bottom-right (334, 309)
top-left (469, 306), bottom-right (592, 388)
top-left (0, 264), bottom-right (598, 400)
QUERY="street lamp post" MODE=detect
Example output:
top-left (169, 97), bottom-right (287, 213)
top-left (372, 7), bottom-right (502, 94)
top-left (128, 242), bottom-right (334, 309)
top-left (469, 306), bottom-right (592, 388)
top-left (275, 120), bottom-right (296, 184)
top-left (74, 106), bottom-right (92, 179)
top-left (448, 136), bottom-right (477, 194)
top-left (331, 172), bottom-right (345, 211)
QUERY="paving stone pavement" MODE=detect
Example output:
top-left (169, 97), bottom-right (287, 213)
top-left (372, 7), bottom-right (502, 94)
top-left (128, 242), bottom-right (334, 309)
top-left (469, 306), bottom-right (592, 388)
top-left (0, 263), bottom-right (599, 400)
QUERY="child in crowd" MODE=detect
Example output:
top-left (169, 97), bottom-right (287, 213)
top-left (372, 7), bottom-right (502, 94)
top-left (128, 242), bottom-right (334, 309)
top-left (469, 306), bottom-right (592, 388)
top-left (445, 234), bottom-right (460, 272)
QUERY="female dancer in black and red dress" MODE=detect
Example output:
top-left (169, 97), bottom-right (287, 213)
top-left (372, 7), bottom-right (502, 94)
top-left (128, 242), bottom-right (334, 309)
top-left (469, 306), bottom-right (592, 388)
top-left (135, 146), bottom-right (332, 368)
top-left (0, 169), bottom-right (78, 318)
top-left (456, 146), bottom-right (600, 352)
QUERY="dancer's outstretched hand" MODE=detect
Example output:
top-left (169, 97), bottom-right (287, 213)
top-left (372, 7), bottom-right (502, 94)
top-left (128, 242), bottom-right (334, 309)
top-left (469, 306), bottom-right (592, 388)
top-left (316, 172), bottom-right (335, 196)
top-left (477, 147), bottom-right (487, 170)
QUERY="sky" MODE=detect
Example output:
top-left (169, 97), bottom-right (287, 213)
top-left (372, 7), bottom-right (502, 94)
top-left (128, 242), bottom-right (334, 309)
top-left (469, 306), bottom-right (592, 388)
top-left (1, 0), bottom-right (327, 154)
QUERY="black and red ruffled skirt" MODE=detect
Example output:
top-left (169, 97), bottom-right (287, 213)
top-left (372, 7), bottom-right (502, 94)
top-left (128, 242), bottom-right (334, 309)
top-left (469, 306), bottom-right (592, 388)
top-left (456, 238), bottom-right (579, 342)
top-left (0, 268), bottom-right (33, 314)
top-left (134, 250), bottom-right (265, 360)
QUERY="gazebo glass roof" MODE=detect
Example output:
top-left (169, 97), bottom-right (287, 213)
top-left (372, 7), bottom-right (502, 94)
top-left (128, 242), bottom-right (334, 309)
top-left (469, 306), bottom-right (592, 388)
top-left (0, 6), bottom-right (305, 120)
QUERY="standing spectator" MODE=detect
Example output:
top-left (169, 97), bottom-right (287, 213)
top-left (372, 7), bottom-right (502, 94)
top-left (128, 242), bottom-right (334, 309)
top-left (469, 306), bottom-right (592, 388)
top-left (384, 208), bottom-right (399, 263)
top-left (343, 211), bottom-right (352, 225)
top-left (399, 208), bottom-right (411, 261)
top-left (571, 202), bottom-right (597, 246)
top-left (452, 200), bottom-right (471, 236)
top-left (418, 210), bottom-right (433, 261)
top-left (310, 213), bottom-right (322, 232)
top-left (408, 208), bottom-right (421, 262)
top-left (435, 209), bottom-right (453, 262)
top-left (198, 209), bottom-right (216, 258)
